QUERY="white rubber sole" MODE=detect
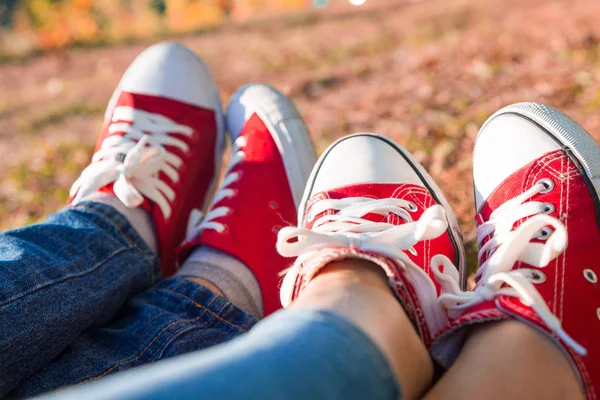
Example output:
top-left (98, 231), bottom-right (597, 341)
top-left (300, 133), bottom-right (467, 286)
top-left (478, 102), bottom-right (600, 199)
top-left (227, 84), bottom-right (317, 207)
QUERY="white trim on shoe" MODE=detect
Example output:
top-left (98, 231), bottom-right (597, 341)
top-left (227, 84), bottom-right (317, 208)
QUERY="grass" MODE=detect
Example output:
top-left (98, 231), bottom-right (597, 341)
top-left (1, 140), bottom-right (93, 228)
top-left (3, 0), bottom-right (600, 281)
top-left (23, 103), bottom-right (104, 132)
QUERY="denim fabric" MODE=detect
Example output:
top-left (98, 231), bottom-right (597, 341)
top-left (0, 202), bottom-right (160, 397)
top-left (12, 277), bottom-right (256, 398)
top-left (38, 309), bottom-right (402, 400)
top-left (2, 201), bottom-right (401, 400)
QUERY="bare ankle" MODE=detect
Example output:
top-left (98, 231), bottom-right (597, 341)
top-left (467, 321), bottom-right (582, 399)
top-left (427, 320), bottom-right (583, 400)
top-left (292, 258), bottom-right (433, 399)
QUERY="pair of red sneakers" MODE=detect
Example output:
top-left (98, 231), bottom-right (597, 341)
top-left (71, 42), bottom-right (599, 398)
top-left (276, 107), bottom-right (600, 398)
top-left (69, 42), bottom-right (317, 316)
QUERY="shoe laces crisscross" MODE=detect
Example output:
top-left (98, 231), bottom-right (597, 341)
top-left (185, 136), bottom-right (247, 240)
top-left (70, 106), bottom-right (194, 218)
top-left (277, 197), bottom-right (459, 334)
top-left (435, 180), bottom-right (587, 355)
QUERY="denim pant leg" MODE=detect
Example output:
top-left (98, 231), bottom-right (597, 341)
top-left (0, 202), bottom-right (160, 396)
top-left (38, 309), bottom-right (402, 400)
top-left (11, 277), bottom-right (257, 398)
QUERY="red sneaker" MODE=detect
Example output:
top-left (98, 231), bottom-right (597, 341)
top-left (179, 84), bottom-right (317, 316)
top-left (70, 42), bottom-right (225, 277)
top-left (277, 133), bottom-right (466, 347)
top-left (433, 103), bottom-right (600, 398)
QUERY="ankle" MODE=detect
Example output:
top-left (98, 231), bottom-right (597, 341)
top-left (292, 259), bottom-right (434, 399)
top-left (177, 247), bottom-right (264, 319)
top-left (462, 321), bottom-right (583, 400)
top-left (82, 192), bottom-right (157, 253)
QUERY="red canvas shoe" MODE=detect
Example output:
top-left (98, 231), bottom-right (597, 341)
top-left (276, 133), bottom-right (466, 347)
top-left (69, 42), bottom-right (225, 277)
top-left (433, 103), bottom-right (600, 399)
top-left (179, 84), bottom-right (317, 316)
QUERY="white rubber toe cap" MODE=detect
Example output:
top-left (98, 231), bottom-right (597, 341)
top-left (473, 113), bottom-right (561, 211)
top-left (226, 84), bottom-right (301, 139)
top-left (226, 84), bottom-right (317, 207)
top-left (310, 134), bottom-right (424, 195)
top-left (108, 42), bottom-right (222, 116)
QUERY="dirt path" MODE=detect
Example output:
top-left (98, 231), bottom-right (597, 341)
top-left (2, 0), bottom-right (600, 270)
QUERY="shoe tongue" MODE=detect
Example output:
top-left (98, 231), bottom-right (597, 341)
top-left (303, 183), bottom-right (409, 228)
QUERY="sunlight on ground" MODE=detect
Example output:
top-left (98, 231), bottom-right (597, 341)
top-left (0, 0), bottom-right (368, 59)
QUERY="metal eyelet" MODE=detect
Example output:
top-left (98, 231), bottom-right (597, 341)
top-left (407, 202), bottom-right (418, 212)
top-left (408, 247), bottom-right (418, 256)
top-left (538, 178), bottom-right (555, 193)
top-left (236, 136), bottom-right (248, 147)
top-left (542, 203), bottom-right (555, 214)
top-left (584, 269), bottom-right (598, 284)
top-left (536, 227), bottom-right (553, 240)
top-left (530, 270), bottom-right (547, 284)
top-left (596, 308), bottom-right (600, 320)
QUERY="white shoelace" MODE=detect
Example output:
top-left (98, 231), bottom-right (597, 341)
top-left (435, 181), bottom-right (587, 355)
top-left (185, 136), bottom-right (247, 241)
top-left (277, 197), bottom-right (458, 335)
top-left (70, 106), bottom-right (194, 219)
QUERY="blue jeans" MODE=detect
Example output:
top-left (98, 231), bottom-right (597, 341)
top-left (0, 202), bottom-right (400, 400)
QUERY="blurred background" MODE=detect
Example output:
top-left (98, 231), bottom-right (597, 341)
top-left (1, 0), bottom-right (599, 270)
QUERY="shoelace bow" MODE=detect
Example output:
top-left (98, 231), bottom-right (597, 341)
top-left (435, 181), bottom-right (586, 355)
top-left (277, 197), bottom-right (458, 333)
top-left (70, 106), bottom-right (193, 219)
top-left (185, 136), bottom-right (247, 241)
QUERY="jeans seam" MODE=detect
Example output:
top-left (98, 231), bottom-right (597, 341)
top-left (75, 292), bottom-right (248, 385)
top-left (71, 205), bottom-right (157, 282)
top-left (0, 247), bottom-right (140, 309)
top-left (148, 288), bottom-right (248, 332)
top-left (154, 320), bottom-right (244, 360)
top-left (74, 296), bottom-right (218, 385)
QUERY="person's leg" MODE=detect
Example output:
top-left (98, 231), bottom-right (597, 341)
top-left (428, 103), bottom-right (600, 398)
top-left (11, 83), bottom-right (317, 397)
top-left (0, 201), bottom-right (159, 397)
top-left (424, 321), bottom-right (582, 400)
top-left (9, 276), bottom-right (257, 399)
top-left (1, 41), bottom-right (224, 396)
top-left (37, 259), bottom-right (426, 400)
top-left (291, 259), bottom-right (433, 399)
top-left (37, 132), bottom-right (465, 400)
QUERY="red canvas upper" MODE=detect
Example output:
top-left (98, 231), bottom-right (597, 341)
top-left (436, 149), bottom-right (600, 399)
top-left (285, 182), bottom-right (459, 346)
top-left (178, 113), bottom-right (298, 316)
top-left (70, 92), bottom-right (219, 277)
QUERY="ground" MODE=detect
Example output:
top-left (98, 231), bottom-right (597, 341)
top-left (1, 0), bottom-right (600, 271)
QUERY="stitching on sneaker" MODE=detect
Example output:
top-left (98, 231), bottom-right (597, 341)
top-left (559, 154), bottom-right (569, 321)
